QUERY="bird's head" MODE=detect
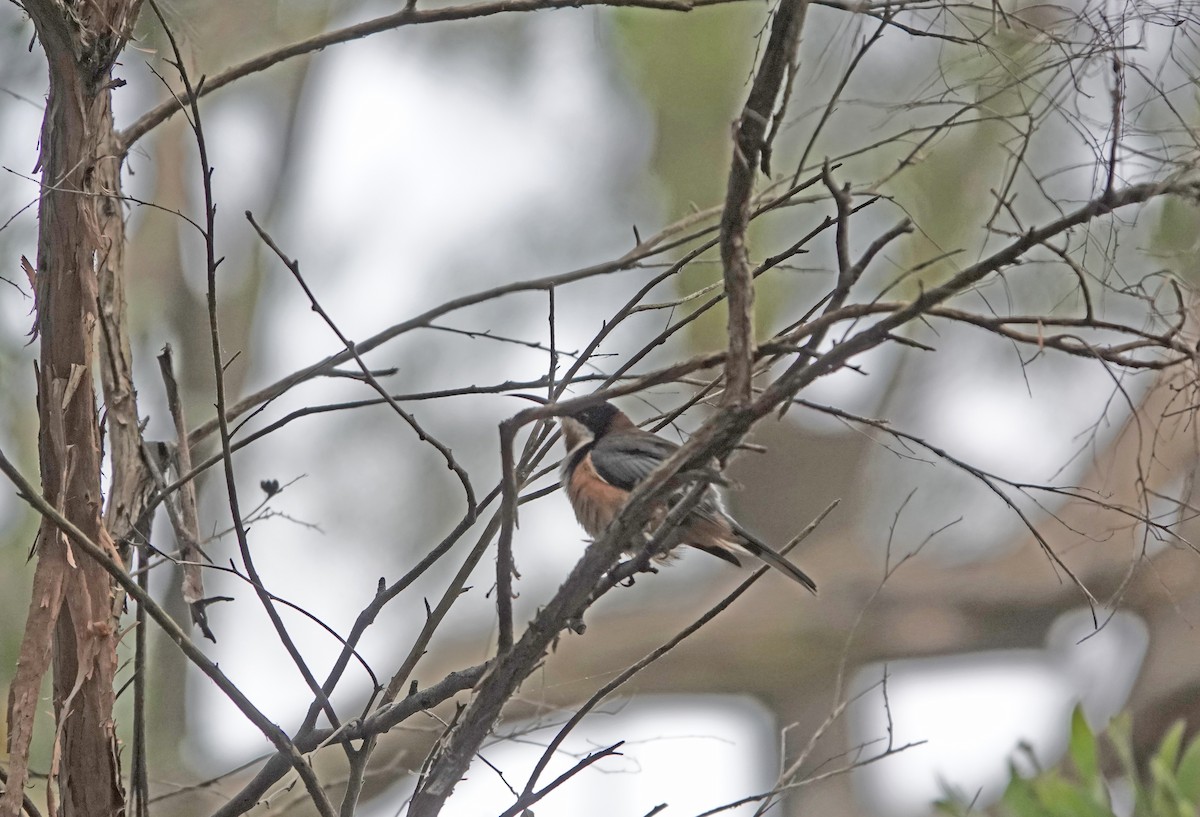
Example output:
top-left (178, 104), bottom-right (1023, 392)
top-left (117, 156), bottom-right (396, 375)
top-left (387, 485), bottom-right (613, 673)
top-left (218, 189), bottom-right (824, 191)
top-left (508, 394), bottom-right (633, 448)
top-left (566, 401), bottom-right (622, 435)
top-left (560, 401), bottom-right (634, 449)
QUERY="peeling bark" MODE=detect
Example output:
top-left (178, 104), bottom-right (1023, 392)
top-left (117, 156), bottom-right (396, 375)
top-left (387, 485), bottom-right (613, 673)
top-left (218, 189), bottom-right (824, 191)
top-left (98, 116), bottom-right (153, 559)
top-left (3, 2), bottom-right (142, 816)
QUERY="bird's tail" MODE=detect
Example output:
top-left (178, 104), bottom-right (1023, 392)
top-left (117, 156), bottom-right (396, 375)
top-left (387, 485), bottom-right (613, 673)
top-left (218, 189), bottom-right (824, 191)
top-left (731, 522), bottom-right (818, 594)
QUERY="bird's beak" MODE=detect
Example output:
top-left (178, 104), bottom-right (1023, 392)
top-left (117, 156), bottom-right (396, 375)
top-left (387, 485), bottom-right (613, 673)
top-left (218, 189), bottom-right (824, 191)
top-left (509, 393), bottom-right (549, 405)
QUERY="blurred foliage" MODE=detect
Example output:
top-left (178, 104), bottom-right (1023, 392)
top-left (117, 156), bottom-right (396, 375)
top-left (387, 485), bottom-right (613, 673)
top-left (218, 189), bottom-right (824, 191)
top-left (885, 31), bottom-right (1053, 300)
top-left (610, 8), bottom-right (757, 218)
top-left (938, 707), bottom-right (1200, 817)
top-left (1152, 197), bottom-right (1200, 286)
top-left (610, 7), bottom-right (787, 344)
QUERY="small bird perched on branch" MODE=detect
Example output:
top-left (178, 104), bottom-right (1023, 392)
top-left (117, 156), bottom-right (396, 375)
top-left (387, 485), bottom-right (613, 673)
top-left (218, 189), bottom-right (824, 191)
top-left (558, 400), bottom-right (817, 593)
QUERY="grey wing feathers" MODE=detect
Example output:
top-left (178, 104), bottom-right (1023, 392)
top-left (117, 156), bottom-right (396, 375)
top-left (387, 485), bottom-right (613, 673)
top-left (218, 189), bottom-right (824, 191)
top-left (588, 434), bottom-right (680, 492)
top-left (590, 433), bottom-right (730, 526)
top-left (592, 432), bottom-right (817, 593)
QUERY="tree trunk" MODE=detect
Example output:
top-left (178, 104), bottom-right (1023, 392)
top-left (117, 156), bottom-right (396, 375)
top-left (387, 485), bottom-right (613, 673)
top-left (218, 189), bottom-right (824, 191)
top-left (2, 3), bottom-right (141, 816)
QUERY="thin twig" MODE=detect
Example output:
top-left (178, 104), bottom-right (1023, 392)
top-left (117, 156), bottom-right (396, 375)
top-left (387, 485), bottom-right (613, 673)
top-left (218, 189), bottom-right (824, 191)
top-left (792, 13), bottom-right (890, 184)
top-left (246, 210), bottom-right (477, 519)
top-left (209, 664), bottom-right (490, 817)
top-left (515, 501), bottom-right (839, 805)
top-left (496, 742), bottom-right (625, 817)
top-left (147, 5), bottom-right (338, 815)
top-left (130, 540), bottom-right (149, 817)
top-left (496, 421), bottom-right (519, 653)
top-left (0, 446), bottom-right (325, 814)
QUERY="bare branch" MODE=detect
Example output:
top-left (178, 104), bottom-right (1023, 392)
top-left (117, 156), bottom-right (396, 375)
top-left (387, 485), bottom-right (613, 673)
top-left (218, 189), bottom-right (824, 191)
top-left (156, 346), bottom-right (215, 640)
top-left (246, 211), bottom-right (477, 519)
top-left (720, 0), bottom-right (808, 404)
top-left (513, 500), bottom-right (840, 808)
top-left (0, 447), bottom-right (325, 814)
top-left (497, 742), bottom-right (625, 817)
top-left (119, 0), bottom-right (705, 153)
top-left (146, 5), bottom-right (338, 815)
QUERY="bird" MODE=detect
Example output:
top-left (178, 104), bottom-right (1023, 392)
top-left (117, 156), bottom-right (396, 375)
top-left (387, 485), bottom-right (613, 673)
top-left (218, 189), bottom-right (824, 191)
top-left (557, 400), bottom-right (817, 593)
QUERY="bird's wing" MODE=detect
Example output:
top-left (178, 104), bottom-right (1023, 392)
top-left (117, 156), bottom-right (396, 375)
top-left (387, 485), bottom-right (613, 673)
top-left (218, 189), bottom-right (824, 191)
top-left (590, 431), bottom-right (732, 534)
top-left (588, 433), bottom-right (679, 491)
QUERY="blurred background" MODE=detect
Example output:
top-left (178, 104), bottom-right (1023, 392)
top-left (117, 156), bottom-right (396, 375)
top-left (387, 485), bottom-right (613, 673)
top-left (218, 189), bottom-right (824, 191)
top-left (2, 0), bottom-right (1199, 814)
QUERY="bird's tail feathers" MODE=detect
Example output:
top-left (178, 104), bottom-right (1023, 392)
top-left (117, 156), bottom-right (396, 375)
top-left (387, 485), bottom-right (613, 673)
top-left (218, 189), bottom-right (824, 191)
top-left (731, 522), bottom-right (817, 594)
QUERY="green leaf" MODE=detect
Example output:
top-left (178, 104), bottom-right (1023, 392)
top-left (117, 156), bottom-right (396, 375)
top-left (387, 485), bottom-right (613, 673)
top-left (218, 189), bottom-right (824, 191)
top-left (1068, 707), bottom-right (1111, 808)
top-left (1174, 733), bottom-right (1200, 804)
top-left (1106, 712), bottom-right (1149, 812)
top-left (1107, 713), bottom-right (1136, 775)
top-left (1031, 773), bottom-right (1114, 817)
top-left (1149, 754), bottom-right (1176, 816)
top-left (1000, 765), bottom-right (1044, 817)
top-left (1155, 722), bottom-right (1187, 773)
top-left (1070, 706), bottom-right (1101, 786)
top-left (992, 713), bottom-right (1200, 817)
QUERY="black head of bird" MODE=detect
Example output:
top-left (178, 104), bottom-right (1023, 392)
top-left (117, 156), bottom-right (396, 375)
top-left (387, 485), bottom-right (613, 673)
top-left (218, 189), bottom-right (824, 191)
top-left (559, 401), bottom-right (632, 450)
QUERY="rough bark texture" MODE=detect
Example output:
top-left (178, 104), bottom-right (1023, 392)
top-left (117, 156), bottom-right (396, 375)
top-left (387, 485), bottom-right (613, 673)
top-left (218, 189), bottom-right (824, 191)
top-left (98, 114), bottom-right (153, 556)
top-left (3, 2), bottom-right (141, 816)
top-left (719, 0), bottom-right (806, 404)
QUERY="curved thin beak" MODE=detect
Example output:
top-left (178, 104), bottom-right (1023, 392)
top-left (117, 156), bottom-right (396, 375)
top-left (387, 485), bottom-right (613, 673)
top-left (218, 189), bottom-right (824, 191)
top-left (509, 393), bottom-right (549, 405)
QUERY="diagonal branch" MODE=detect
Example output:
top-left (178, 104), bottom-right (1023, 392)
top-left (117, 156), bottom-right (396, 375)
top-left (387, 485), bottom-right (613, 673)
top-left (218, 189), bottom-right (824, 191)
top-left (0, 448), bottom-right (325, 817)
top-left (116, 0), bottom-right (930, 156)
top-left (117, 0), bottom-right (697, 154)
top-left (246, 211), bottom-right (477, 519)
